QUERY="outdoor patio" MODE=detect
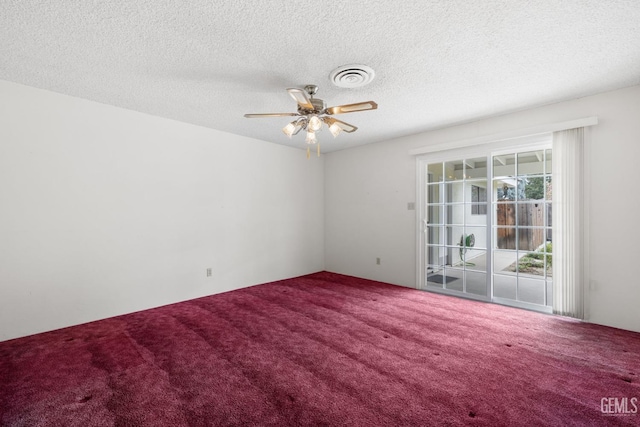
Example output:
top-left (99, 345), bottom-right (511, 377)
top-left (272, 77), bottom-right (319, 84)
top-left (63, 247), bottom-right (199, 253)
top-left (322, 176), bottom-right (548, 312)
top-left (426, 250), bottom-right (552, 306)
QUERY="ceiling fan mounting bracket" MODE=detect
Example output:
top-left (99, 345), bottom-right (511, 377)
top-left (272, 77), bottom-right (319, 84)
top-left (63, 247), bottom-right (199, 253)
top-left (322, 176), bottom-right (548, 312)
top-left (304, 85), bottom-right (318, 97)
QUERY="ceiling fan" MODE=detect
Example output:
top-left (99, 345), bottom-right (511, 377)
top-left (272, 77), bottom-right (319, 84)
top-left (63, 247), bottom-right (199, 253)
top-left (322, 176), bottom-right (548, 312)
top-left (244, 85), bottom-right (377, 157)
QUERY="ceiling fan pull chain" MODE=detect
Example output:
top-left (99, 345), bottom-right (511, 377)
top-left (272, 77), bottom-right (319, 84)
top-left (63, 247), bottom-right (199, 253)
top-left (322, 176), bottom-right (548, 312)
top-left (317, 143), bottom-right (320, 157)
top-left (307, 146), bottom-right (310, 159)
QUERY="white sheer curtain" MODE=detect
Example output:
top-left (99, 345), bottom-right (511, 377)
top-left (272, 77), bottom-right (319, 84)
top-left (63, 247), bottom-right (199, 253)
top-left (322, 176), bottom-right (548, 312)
top-left (552, 128), bottom-right (584, 318)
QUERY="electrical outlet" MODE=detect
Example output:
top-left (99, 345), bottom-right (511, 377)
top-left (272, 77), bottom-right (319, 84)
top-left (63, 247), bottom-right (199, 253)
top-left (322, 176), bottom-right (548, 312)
top-left (206, 268), bottom-right (212, 277)
top-left (407, 202), bottom-right (415, 210)
top-left (376, 257), bottom-right (381, 265)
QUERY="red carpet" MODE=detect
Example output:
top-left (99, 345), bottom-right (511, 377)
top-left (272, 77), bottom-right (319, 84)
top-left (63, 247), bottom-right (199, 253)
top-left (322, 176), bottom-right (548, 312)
top-left (1, 271), bottom-right (639, 426)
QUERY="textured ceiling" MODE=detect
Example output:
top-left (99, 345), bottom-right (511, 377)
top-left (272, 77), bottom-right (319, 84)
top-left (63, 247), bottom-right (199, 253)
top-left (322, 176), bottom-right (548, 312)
top-left (2, 1), bottom-right (640, 153)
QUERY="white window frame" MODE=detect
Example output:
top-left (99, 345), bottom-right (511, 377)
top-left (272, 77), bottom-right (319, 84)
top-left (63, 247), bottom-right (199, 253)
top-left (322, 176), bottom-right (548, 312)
top-left (416, 133), bottom-right (553, 310)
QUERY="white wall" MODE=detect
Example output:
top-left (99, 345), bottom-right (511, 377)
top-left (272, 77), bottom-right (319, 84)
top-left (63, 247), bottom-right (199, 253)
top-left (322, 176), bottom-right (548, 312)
top-left (0, 80), bottom-right (324, 341)
top-left (325, 84), bottom-right (640, 333)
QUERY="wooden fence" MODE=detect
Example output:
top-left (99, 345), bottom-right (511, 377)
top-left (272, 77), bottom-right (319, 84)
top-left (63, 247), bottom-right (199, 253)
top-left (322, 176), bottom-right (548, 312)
top-left (496, 203), bottom-right (547, 250)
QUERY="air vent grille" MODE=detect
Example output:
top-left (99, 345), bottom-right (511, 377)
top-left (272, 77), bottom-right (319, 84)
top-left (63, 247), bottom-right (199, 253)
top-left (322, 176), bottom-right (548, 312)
top-left (330, 64), bottom-right (375, 88)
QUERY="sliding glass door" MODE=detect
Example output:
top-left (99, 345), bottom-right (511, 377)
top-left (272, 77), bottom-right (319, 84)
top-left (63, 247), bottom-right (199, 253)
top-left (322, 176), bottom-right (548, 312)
top-left (491, 149), bottom-right (553, 309)
top-left (423, 156), bottom-right (489, 298)
top-left (418, 138), bottom-right (553, 312)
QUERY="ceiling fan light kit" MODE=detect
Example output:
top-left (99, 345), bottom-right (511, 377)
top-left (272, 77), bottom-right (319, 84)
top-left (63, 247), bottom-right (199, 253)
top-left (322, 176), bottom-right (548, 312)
top-left (244, 84), bottom-right (378, 158)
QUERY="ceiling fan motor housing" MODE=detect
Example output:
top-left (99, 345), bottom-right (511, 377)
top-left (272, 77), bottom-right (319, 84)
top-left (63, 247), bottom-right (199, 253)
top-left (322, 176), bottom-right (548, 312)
top-left (299, 97), bottom-right (326, 114)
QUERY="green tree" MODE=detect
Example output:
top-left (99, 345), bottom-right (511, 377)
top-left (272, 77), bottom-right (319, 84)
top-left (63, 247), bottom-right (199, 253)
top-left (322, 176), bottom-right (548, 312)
top-left (524, 177), bottom-right (544, 200)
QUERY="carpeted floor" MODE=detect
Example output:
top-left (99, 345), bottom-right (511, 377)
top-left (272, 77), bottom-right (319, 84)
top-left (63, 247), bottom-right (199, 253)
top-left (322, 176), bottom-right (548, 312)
top-left (1, 271), bottom-right (639, 426)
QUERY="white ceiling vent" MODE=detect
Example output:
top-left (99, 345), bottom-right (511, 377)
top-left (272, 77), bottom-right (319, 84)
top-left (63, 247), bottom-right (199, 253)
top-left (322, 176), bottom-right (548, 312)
top-left (330, 64), bottom-right (375, 88)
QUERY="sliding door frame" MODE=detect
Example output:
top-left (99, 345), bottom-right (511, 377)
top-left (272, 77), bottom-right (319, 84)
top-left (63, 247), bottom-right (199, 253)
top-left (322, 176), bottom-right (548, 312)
top-left (489, 144), bottom-right (553, 313)
top-left (416, 134), bottom-right (553, 310)
top-left (417, 145), bottom-right (492, 302)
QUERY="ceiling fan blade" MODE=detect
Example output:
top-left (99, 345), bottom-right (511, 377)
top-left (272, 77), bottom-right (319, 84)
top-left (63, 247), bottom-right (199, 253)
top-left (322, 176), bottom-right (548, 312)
top-left (244, 113), bottom-right (299, 118)
top-left (325, 101), bottom-right (378, 115)
top-left (286, 88), bottom-right (314, 110)
top-left (325, 117), bottom-right (358, 133)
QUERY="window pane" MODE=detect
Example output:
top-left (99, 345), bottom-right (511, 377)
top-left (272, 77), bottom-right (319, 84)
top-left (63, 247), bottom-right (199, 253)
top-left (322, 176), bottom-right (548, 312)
top-left (465, 271), bottom-right (487, 296)
top-left (466, 271), bottom-right (487, 296)
top-left (427, 246), bottom-right (446, 269)
top-left (545, 227), bottom-right (552, 245)
top-left (444, 268), bottom-right (464, 291)
top-left (426, 272), bottom-right (444, 288)
top-left (494, 178), bottom-right (516, 201)
top-left (427, 183), bottom-right (442, 203)
top-left (464, 226), bottom-right (486, 250)
top-left (517, 202), bottom-right (545, 227)
top-left (468, 203), bottom-right (488, 218)
top-left (495, 227), bottom-right (516, 250)
top-left (545, 176), bottom-right (552, 201)
top-left (494, 250), bottom-right (517, 275)
top-left (428, 163), bottom-right (444, 183)
top-left (446, 204), bottom-right (464, 225)
top-left (544, 243), bottom-right (553, 278)
top-left (517, 228), bottom-right (546, 251)
top-left (518, 277), bottom-right (545, 305)
top-left (546, 203), bottom-right (552, 227)
top-left (464, 249), bottom-right (487, 272)
top-left (517, 249), bottom-right (547, 276)
top-left (493, 153), bottom-right (515, 177)
top-left (466, 180), bottom-right (488, 218)
top-left (464, 157), bottom-right (488, 179)
top-left (427, 226), bottom-right (442, 245)
top-left (445, 226), bottom-right (465, 247)
top-left (517, 151), bottom-right (544, 176)
top-left (428, 204), bottom-right (443, 225)
top-left (545, 149), bottom-right (552, 174)
top-left (445, 160), bottom-right (464, 181)
top-left (520, 177), bottom-right (545, 201)
top-left (445, 182), bottom-right (464, 203)
top-left (466, 180), bottom-right (488, 198)
top-left (494, 274), bottom-right (517, 299)
top-left (495, 203), bottom-right (516, 226)
top-left (457, 239), bottom-right (478, 266)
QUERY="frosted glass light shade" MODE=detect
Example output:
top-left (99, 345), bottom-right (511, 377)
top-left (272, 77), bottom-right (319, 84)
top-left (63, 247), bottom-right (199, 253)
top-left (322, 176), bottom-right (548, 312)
top-left (329, 123), bottom-right (342, 137)
top-left (305, 131), bottom-right (317, 144)
top-left (308, 115), bottom-right (322, 132)
top-left (282, 122), bottom-right (296, 137)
